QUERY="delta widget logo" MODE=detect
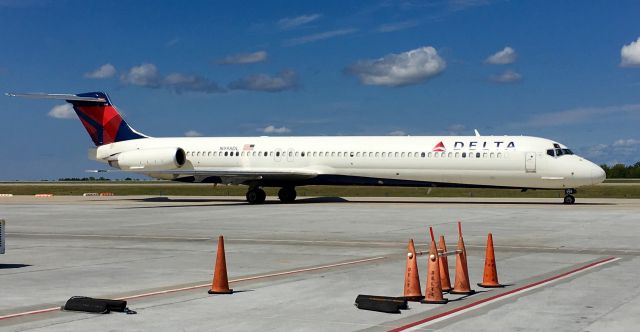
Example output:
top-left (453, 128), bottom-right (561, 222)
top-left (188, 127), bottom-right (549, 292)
top-left (432, 141), bottom-right (446, 152)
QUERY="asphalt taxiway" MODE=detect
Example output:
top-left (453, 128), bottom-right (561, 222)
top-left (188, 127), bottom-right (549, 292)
top-left (1, 196), bottom-right (639, 331)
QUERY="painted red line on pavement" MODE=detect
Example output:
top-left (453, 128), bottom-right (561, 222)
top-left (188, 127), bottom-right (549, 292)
top-left (389, 256), bottom-right (618, 332)
top-left (0, 256), bottom-right (385, 321)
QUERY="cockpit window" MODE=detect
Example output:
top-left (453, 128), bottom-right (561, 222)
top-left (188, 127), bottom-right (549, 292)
top-left (548, 148), bottom-right (574, 157)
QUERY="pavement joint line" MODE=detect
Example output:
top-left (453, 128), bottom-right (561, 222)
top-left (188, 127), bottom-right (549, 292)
top-left (388, 256), bottom-right (621, 332)
top-left (8, 233), bottom-right (640, 255)
top-left (0, 256), bottom-right (386, 321)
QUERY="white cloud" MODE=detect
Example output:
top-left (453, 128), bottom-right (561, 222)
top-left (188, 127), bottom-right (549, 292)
top-left (259, 125), bottom-right (291, 134)
top-left (489, 69), bottom-right (522, 83)
top-left (621, 37), bottom-right (640, 67)
top-left (522, 103), bottom-right (640, 127)
top-left (377, 20), bottom-right (420, 33)
top-left (120, 63), bottom-right (225, 94)
top-left (345, 46), bottom-right (446, 87)
top-left (613, 138), bottom-right (640, 147)
top-left (277, 14), bottom-right (322, 30)
top-left (84, 63), bottom-right (116, 79)
top-left (121, 63), bottom-right (160, 87)
top-left (285, 28), bottom-right (357, 46)
top-left (184, 130), bottom-right (203, 137)
top-left (228, 70), bottom-right (297, 92)
top-left (485, 46), bottom-right (517, 64)
top-left (216, 51), bottom-right (268, 65)
top-left (579, 138), bottom-right (640, 165)
top-left (388, 130), bottom-right (407, 136)
top-left (47, 104), bottom-right (75, 119)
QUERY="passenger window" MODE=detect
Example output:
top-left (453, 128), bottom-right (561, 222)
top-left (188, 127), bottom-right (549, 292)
top-left (490, 152), bottom-right (495, 158)
top-left (408, 152), bottom-right (412, 157)
top-left (264, 152), bottom-right (268, 157)
top-left (428, 152), bottom-right (432, 158)
top-left (337, 152), bottom-right (341, 157)
top-left (448, 152), bottom-right (452, 158)
top-left (276, 151), bottom-right (280, 157)
top-left (319, 152), bottom-right (324, 157)
top-left (356, 152), bottom-right (360, 157)
top-left (421, 152), bottom-right (426, 158)
top-left (382, 152), bottom-right (386, 157)
top-left (401, 152), bottom-right (406, 157)
top-left (476, 152), bottom-right (481, 158)
top-left (497, 152), bottom-right (502, 158)
top-left (394, 152), bottom-right (399, 158)
top-left (332, 152), bottom-right (336, 157)
top-left (350, 152), bottom-right (354, 157)
top-left (223, 152), bottom-right (228, 157)
top-left (301, 152), bottom-right (305, 157)
top-left (455, 152), bottom-right (459, 158)
top-left (483, 153), bottom-right (487, 158)
top-left (236, 152), bottom-right (239, 156)
top-left (375, 152), bottom-right (380, 157)
top-left (434, 152), bottom-right (439, 158)
top-left (462, 152), bottom-right (467, 158)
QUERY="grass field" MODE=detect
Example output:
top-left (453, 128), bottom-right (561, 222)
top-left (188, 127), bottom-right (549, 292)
top-left (0, 182), bottom-right (639, 198)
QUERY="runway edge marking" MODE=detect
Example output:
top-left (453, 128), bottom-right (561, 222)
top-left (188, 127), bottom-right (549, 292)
top-left (0, 256), bottom-right (385, 321)
top-left (389, 256), bottom-right (620, 332)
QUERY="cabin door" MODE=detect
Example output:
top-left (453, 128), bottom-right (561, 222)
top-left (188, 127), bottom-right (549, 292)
top-left (525, 152), bottom-right (536, 173)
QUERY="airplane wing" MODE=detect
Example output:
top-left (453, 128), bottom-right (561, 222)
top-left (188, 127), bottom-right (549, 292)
top-left (91, 167), bottom-right (319, 184)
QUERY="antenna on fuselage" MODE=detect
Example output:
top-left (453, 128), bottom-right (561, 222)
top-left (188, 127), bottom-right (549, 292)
top-left (474, 129), bottom-right (481, 136)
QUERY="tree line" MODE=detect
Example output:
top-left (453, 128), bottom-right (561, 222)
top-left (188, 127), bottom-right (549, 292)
top-left (601, 162), bottom-right (640, 178)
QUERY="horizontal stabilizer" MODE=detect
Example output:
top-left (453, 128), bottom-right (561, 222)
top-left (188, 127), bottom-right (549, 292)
top-left (5, 92), bottom-right (107, 103)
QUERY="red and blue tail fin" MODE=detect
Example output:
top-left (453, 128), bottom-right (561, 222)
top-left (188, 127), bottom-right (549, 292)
top-left (7, 91), bottom-right (148, 146)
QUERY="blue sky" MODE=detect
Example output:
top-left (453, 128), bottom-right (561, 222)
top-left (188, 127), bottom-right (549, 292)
top-left (1, 0), bottom-right (639, 180)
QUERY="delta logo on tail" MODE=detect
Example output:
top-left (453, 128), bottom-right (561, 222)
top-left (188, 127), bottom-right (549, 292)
top-left (432, 141), bottom-right (446, 152)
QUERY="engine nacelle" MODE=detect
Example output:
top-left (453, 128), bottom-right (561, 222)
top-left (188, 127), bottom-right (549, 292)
top-left (109, 147), bottom-right (186, 171)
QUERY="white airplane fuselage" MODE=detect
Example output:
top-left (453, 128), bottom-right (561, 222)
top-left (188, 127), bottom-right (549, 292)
top-left (8, 91), bottom-right (606, 204)
top-left (95, 135), bottom-right (605, 190)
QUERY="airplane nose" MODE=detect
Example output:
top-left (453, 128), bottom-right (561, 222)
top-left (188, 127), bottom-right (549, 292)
top-left (591, 165), bottom-right (606, 184)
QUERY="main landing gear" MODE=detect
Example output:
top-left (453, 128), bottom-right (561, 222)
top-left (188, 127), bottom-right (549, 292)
top-left (245, 186), bottom-right (298, 204)
top-left (246, 187), bottom-right (266, 205)
top-left (277, 186), bottom-right (297, 203)
top-left (563, 188), bottom-right (576, 205)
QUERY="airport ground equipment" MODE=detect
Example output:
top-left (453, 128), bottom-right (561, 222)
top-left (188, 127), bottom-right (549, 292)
top-left (450, 222), bottom-right (475, 295)
top-left (421, 227), bottom-right (448, 304)
top-left (62, 297), bottom-right (134, 314)
top-left (478, 233), bottom-right (505, 288)
top-left (355, 295), bottom-right (407, 313)
top-left (208, 235), bottom-right (233, 294)
top-left (438, 234), bottom-right (453, 292)
top-left (403, 239), bottom-right (423, 301)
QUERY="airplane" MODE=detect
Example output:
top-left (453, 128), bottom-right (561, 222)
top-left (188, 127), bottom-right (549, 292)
top-left (6, 91), bottom-right (606, 205)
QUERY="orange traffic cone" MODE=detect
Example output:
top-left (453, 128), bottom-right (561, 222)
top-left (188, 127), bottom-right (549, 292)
top-left (438, 235), bottom-right (452, 293)
top-left (450, 222), bottom-right (475, 295)
top-left (478, 233), bottom-right (504, 288)
top-left (421, 227), bottom-right (448, 304)
top-left (208, 235), bottom-right (233, 294)
top-left (403, 239), bottom-right (423, 301)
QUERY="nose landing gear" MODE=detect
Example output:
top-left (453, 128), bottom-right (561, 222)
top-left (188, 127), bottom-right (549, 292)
top-left (563, 188), bottom-right (576, 204)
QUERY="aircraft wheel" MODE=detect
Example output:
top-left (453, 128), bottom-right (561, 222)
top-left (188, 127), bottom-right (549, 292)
top-left (278, 187), bottom-right (297, 203)
top-left (246, 188), bottom-right (266, 204)
top-left (563, 195), bottom-right (575, 204)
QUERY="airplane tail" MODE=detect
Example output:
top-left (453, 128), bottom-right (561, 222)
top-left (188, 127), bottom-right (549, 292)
top-left (7, 91), bottom-right (148, 146)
